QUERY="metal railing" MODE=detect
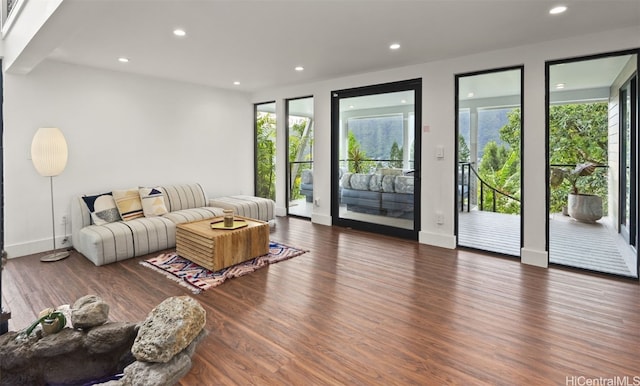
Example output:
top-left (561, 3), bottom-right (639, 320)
top-left (459, 162), bottom-right (520, 213)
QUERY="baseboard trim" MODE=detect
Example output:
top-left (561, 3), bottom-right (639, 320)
top-left (5, 235), bottom-right (72, 259)
top-left (418, 231), bottom-right (456, 249)
top-left (311, 213), bottom-right (332, 226)
top-left (521, 247), bottom-right (548, 268)
top-left (275, 206), bottom-right (288, 217)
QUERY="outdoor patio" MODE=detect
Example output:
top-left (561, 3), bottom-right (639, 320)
top-left (458, 210), bottom-right (637, 278)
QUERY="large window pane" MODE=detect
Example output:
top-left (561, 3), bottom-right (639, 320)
top-left (547, 53), bottom-right (638, 278)
top-left (287, 96), bottom-right (314, 218)
top-left (255, 102), bottom-right (276, 200)
top-left (334, 87), bottom-right (418, 234)
top-left (456, 67), bottom-right (522, 257)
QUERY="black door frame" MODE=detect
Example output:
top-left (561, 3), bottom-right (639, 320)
top-left (285, 95), bottom-right (314, 219)
top-left (619, 75), bottom-right (637, 248)
top-left (454, 65), bottom-right (525, 257)
top-left (545, 49), bottom-right (640, 280)
top-left (330, 79), bottom-right (422, 240)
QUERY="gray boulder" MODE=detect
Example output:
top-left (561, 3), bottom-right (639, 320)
top-left (72, 294), bottom-right (110, 329)
top-left (131, 296), bottom-right (205, 363)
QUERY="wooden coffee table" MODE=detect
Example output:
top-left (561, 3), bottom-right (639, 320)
top-left (176, 216), bottom-right (270, 271)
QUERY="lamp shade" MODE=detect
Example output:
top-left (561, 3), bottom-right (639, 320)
top-left (31, 127), bottom-right (68, 177)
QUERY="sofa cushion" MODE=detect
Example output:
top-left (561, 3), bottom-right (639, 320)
top-left (160, 184), bottom-right (207, 212)
top-left (341, 188), bottom-right (381, 210)
top-left (208, 195), bottom-right (275, 224)
top-left (382, 175), bottom-right (396, 192)
top-left (340, 173), bottom-right (352, 189)
top-left (113, 188), bottom-right (145, 221)
top-left (77, 217), bottom-right (175, 266)
top-left (162, 207), bottom-right (225, 225)
top-left (376, 168), bottom-right (404, 176)
top-left (82, 193), bottom-right (121, 226)
top-left (350, 174), bottom-right (372, 190)
top-left (301, 169), bottom-right (313, 184)
top-left (369, 174), bottom-right (383, 192)
top-left (139, 187), bottom-right (168, 217)
top-left (394, 176), bottom-right (414, 194)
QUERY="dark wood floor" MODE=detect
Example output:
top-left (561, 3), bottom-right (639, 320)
top-left (3, 217), bottom-right (639, 385)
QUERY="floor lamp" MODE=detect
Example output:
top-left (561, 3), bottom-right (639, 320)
top-left (31, 127), bottom-right (69, 262)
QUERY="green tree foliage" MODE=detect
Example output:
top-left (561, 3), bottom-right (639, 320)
top-left (475, 102), bottom-right (608, 215)
top-left (479, 141), bottom-right (509, 173)
top-left (476, 108), bottom-right (521, 214)
top-left (548, 102), bottom-right (608, 213)
top-left (288, 118), bottom-right (312, 200)
top-left (389, 141), bottom-right (403, 168)
top-left (256, 112), bottom-right (276, 200)
top-left (347, 131), bottom-right (374, 173)
top-left (458, 135), bottom-right (470, 162)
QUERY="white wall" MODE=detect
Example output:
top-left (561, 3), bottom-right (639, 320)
top-left (251, 26), bottom-right (640, 267)
top-left (3, 60), bottom-right (253, 257)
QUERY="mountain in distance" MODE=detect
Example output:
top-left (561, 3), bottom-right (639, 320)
top-left (459, 108), bottom-right (511, 160)
top-left (347, 107), bottom-right (512, 162)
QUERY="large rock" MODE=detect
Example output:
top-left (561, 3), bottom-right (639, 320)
top-left (122, 352), bottom-right (192, 386)
top-left (86, 322), bottom-right (139, 354)
top-left (0, 296), bottom-right (206, 386)
top-left (72, 295), bottom-right (110, 329)
top-left (131, 296), bottom-right (205, 363)
top-left (0, 322), bottom-right (138, 386)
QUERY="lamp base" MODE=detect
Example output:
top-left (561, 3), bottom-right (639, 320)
top-left (40, 251), bottom-right (70, 262)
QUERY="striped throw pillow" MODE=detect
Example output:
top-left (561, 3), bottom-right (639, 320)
top-left (112, 188), bottom-right (144, 221)
top-left (139, 187), bottom-right (168, 217)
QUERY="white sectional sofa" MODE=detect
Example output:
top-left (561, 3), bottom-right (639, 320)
top-left (71, 183), bottom-right (275, 266)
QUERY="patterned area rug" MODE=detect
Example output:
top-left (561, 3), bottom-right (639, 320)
top-left (140, 241), bottom-right (307, 293)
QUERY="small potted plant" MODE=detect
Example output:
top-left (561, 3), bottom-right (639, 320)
top-left (24, 308), bottom-right (67, 336)
top-left (550, 162), bottom-right (602, 223)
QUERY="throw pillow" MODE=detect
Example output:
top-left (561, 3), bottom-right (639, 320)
top-left (112, 188), bottom-right (144, 221)
top-left (82, 193), bottom-right (122, 226)
top-left (139, 187), bottom-right (168, 217)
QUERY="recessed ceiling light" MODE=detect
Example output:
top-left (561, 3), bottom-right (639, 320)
top-left (233, 81), bottom-right (240, 86)
top-left (549, 5), bottom-right (567, 14)
top-left (401, 99), bottom-right (407, 104)
top-left (173, 29), bottom-right (186, 37)
top-left (349, 105), bottom-right (355, 109)
top-left (118, 57), bottom-right (129, 63)
top-left (555, 83), bottom-right (566, 89)
top-left (389, 43), bottom-right (401, 50)
top-left (467, 92), bottom-right (475, 98)
top-left (295, 66), bottom-right (304, 71)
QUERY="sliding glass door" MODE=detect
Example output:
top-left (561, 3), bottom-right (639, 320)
top-left (619, 75), bottom-right (637, 249)
top-left (546, 51), bottom-right (638, 278)
top-left (286, 96), bottom-right (314, 218)
top-left (455, 67), bottom-right (523, 257)
top-left (331, 79), bottom-right (421, 239)
top-left (255, 102), bottom-right (276, 201)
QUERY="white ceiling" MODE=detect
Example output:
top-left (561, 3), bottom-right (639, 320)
top-left (32, 0), bottom-right (640, 93)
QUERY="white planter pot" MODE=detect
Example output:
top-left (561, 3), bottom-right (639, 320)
top-left (567, 193), bottom-right (603, 223)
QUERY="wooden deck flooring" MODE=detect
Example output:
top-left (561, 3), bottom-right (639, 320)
top-left (458, 210), bottom-right (638, 277)
top-left (2, 217), bottom-right (639, 385)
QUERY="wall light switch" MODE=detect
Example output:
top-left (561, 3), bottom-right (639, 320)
top-left (436, 145), bottom-right (444, 159)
